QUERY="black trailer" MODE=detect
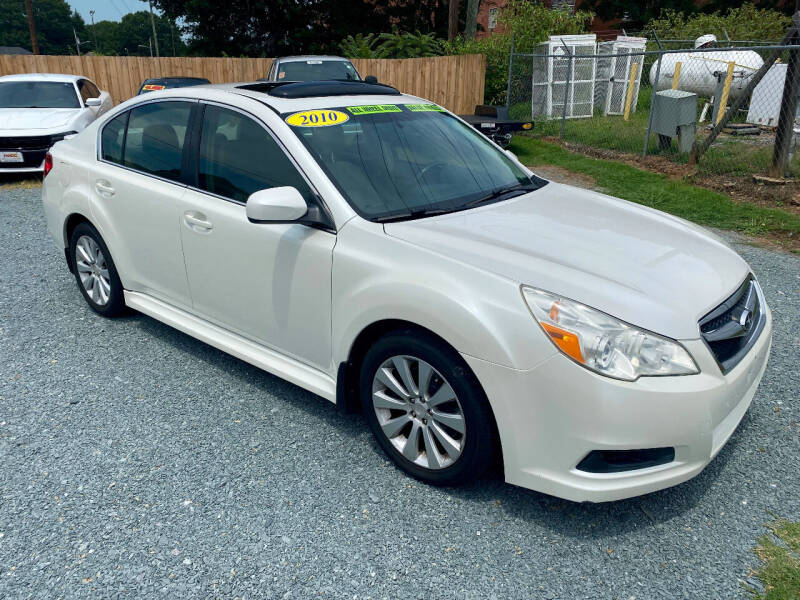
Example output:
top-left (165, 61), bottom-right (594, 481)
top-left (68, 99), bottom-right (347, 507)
top-left (459, 105), bottom-right (533, 148)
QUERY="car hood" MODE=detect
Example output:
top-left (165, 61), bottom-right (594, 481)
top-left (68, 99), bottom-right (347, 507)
top-left (383, 182), bottom-right (750, 340)
top-left (0, 108), bottom-right (82, 132)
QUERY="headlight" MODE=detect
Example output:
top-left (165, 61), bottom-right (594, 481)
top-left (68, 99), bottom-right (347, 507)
top-left (522, 286), bottom-right (698, 381)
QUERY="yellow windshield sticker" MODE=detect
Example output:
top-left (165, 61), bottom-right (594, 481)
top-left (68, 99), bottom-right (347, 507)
top-left (285, 109), bottom-right (349, 127)
top-left (346, 104), bottom-right (402, 115)
top-left (142, 84), bottom-right (166, 91)
top-left (406, 103), bottom-right (445, 112)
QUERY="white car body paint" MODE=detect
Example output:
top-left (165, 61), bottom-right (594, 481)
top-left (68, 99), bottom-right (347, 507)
top-left (42, 85), bottom-right (772, 502)
top-left (0, 73), bottom-right (112, 173)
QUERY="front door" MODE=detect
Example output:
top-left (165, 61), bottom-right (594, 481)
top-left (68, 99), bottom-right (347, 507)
top-left (178, 104), bottom-right (335, 371)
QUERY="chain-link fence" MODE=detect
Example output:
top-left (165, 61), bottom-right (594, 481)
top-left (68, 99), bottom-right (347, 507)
top-left (508, 41), bottom-right (800, 177)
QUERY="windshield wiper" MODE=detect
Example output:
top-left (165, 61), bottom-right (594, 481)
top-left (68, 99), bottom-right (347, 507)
top-left (373, 207), bottom-right (451, 223)
top-left (462, 182), bottom-right (539, 209)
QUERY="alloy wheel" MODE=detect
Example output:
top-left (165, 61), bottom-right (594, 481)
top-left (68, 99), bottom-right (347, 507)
top-left (371, 355), bottom-right (466, 470)
top-left (75, 235), bottom-right (111, 306)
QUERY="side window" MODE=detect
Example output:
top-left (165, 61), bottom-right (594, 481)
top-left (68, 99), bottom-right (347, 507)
top-left (197, 105), bottom-right (313, 203)
top-left (85, 80), bottom-right (100, 99)
top-left (78, 79), bottom-right (99, 103)
top-left (123, 101), bottom-right (193, 182)
top-left (101, 111), bottom-right (128, 164)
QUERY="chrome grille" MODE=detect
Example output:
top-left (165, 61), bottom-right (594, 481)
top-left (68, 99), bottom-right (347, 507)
top-left (699, 276), bottom-right (765, 374)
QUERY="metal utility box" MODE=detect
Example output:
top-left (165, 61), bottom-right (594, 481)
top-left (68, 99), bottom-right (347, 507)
top-left (595, 36), bottom-right (647, 116)
top-left (652, 89), bottom-right (697, 153)
top-left (531, 34), bottom-right (597, 120)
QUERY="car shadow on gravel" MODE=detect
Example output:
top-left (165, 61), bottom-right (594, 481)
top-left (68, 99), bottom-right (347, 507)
top-left (128, 308), bottom-right (754, 536)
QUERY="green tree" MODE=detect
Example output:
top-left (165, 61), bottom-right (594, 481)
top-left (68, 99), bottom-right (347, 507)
top-left (339, 33), bottom-right (379, 59)
top-left (581, 0), bottom-right (696, 30)
top-left (646, 3), bottom-right (791, 43)
top-left (150, 0), bottom-right (452, 56)
top-left (0, 0), bottom-right (88, 54)
top-left (373, 30), bottom-right (444, 58)
top-left (444, 0), bottom-right (593, 104)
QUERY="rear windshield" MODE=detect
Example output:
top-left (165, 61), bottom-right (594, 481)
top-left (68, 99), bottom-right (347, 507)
top-left (278, 60), bottom-right (361, 82)
top-left (0, 81), bottom-right (80, 109)
top-left (284, 103), bottom-right (540, 221)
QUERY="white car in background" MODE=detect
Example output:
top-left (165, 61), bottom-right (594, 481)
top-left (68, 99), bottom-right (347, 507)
top-left (41, 80), bottom-right (771, 502)
top-left (0, 73), bottom-right (112, 173)
top-left (266, 56), bottom-right (362, 82)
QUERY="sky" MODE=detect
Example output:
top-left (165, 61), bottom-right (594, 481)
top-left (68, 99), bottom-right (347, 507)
top-left (67, 0), bottom-right (144, 24)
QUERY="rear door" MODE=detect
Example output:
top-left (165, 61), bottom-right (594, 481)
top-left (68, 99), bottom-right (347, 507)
top-left (89, 99), bottom-right (195, 309)
top-left (177, 102), bottom-right (335, 370)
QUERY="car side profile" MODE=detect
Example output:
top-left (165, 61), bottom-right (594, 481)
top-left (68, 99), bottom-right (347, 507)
top-left (42, 80), bottom-right (771, 502)
top-left (0, 73), bottom-right (112, 173)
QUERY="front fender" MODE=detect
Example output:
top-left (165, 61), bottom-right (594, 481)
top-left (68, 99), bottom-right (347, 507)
top-left (332, 221), bottom-right (556, 371)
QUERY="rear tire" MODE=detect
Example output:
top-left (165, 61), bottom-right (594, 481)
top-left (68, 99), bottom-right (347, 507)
top-left (69, 222), bottom-right (126, 317)
top-left (360, 329), bottom-right (497, 487)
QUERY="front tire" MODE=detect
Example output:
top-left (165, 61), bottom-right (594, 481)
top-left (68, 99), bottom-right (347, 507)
top-left (69, 222), bottom-right (126, 317)
top-left (360, 329), bottom-right (497, 487)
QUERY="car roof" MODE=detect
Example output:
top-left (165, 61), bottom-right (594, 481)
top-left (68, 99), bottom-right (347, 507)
top-left (133, 83), bottom-right (432, 114)
top-left (276, 56), bottom-right (354, 63)
top-left (142, 77), bottom-right (210, 83)
top-left (0, 73), bottom-right (84, 83)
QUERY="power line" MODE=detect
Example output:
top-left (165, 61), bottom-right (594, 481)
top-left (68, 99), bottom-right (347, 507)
top-left (107, 0), bottom-right (126, 18)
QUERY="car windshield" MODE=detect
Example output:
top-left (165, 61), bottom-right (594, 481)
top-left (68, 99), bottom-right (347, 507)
top-left (278, 60), bottom-right (361, 82)
top-left (285, 104), bottom-right (544, 221)
top-left (0, 81), bottom-right (80, 109)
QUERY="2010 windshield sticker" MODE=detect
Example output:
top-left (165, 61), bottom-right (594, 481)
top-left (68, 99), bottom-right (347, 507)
top-left (285, 109), bottom-right (350, 127)
top-left (346, 105), bottom-right (402, 115)
top-left (406, 103), bottom-right (445, 112)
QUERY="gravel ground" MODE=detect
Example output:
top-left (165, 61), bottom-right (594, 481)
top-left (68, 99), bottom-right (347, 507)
top-left (1, 184), bottom-right (798, 600)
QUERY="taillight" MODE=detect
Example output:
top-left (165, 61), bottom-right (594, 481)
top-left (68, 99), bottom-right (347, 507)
top-left (43, 152), bottom-right (53, 178)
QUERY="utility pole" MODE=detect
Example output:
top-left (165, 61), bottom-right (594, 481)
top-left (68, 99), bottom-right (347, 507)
top-left (448, 0), bottom-right (460, 41)
top-left (24, 0), bottom-right (39, 55)
top-left (770, 11), bottom-right (800, 177)
top-left (148, 0), bottom-right (160, 57)
top-left (464, 0), bottom-right (479, 41)
top-left (90, 10), bottom-right (98, 54)
top-left (139, 38), bottom-right (153, 58)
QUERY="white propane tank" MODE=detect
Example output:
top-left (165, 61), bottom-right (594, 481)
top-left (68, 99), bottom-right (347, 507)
top-left (649, 35), bottom-right (764, 98)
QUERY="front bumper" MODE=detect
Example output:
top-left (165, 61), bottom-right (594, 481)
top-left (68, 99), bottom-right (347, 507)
top-left (464, 308), bottom-right (772, 502)
top-left (0, 160), bottom-right (45, 173)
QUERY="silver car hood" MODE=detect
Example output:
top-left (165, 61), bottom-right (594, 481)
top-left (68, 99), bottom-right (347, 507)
top-left (384, 182), bottom-right (749, 340)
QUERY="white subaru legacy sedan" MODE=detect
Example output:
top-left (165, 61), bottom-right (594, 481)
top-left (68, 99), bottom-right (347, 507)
top-left (0, 73), bottom-right (113, 173)
top-left (41, 80), bottom-right (772, 502)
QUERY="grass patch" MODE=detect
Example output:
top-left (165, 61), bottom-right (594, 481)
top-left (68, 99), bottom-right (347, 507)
top-left (514, 87), bottom-right (800, 178)
top-left (509, 136), bottom-right (800, 240)
top-left (0, 176), bottom-right (42, 190)
top-left (749, 520), bottom-right (800, 599)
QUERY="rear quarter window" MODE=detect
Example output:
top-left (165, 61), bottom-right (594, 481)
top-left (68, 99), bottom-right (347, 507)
top-left (101, 111), bottom-right (128, 164)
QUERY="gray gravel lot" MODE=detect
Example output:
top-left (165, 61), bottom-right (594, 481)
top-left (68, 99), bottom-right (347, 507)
top-left (1, 184), bottom-right (798, 599)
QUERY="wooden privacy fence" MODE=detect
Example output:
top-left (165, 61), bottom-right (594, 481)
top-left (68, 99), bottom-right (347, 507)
top-left (0, 54), bottom-right (486, 114)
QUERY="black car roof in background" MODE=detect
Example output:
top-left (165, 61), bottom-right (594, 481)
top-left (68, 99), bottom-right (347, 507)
top-left (137, 77), bottom-right (211, 93)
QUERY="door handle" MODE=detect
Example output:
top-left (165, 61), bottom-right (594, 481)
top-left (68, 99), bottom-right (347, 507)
top-left (183, 212), bottom-right (213, 232)
top-left (95, 180), bottom-right (115, 197)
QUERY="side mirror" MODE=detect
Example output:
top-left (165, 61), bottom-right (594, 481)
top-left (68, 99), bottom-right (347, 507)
top-left (364, 75), bottom-right (378, 84)
top-left (86, 97), bottom-right (102, 107)
top-left (246, 187), bottom-right (308, 223)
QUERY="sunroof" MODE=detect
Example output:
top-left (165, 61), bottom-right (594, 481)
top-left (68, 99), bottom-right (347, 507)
top-left (237, 80), bottom-right (401, 98)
